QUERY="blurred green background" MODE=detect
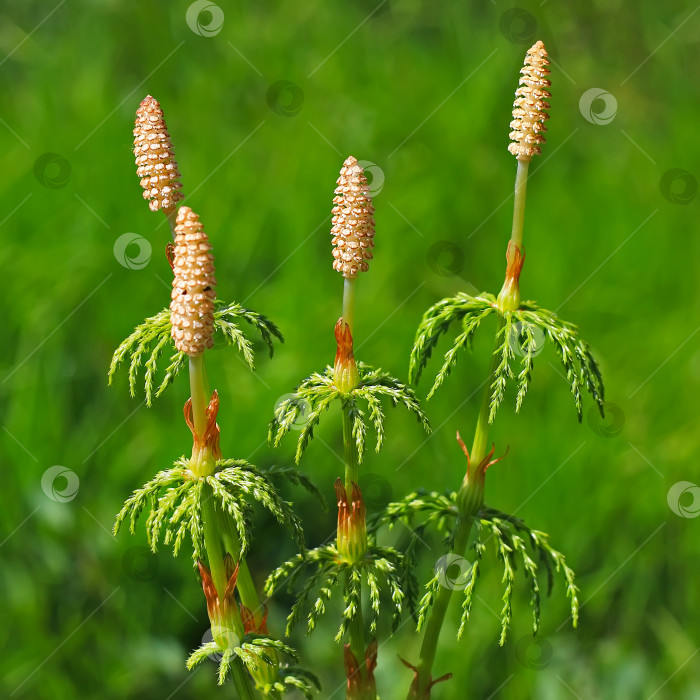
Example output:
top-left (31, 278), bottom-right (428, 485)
top-left (2, 1), bottom-right (699, 698)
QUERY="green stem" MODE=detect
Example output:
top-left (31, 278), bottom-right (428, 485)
top-left (190, 354), bottom-right (257, 699)
top-left (343, 277), bottom-right (356, 333)
top-left (510, 158), bottom-right (530, 250)
top-left (202, 485), bottom-right (228, 597)
top-left (166, 208), bottom-right (178, 241)
top-left (341, 400), bottom-right (367, 687)
top-left (231, 661), bottom-right (258, 700)
top-left (342, 406), bottom-right (359, 498)
top-left (412, 517), bottom-right (472, 693)
top-left (189, 354), bottom-right (209, 438)
top-left (412, 317), bottom-right (506, 696)
top-left (468, 316), bottom-right (506, 468)
top-left (219, 517), bottom-right (264, 623)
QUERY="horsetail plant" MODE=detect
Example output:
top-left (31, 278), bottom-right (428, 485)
top-left (266, 156), bottom-right (430, 699)
top-left (109, 42), bottom-right (603, 700)
top-left (111, 96), bottom-right (319, 698)
top-left (375, 40), bottom-right (603, 697)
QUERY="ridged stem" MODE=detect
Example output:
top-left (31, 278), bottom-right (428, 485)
top-left (510, 158), bottom-right (530, 250)
top-left (341, 405), bottom-right (367, 676)
top-left (343, 277), bottom-right (356, 334)
top-left (468, 317), bottom-right (506, 469)
top-left (190, 356), bottom-right (257, 699)
top-left (166, 208), bottom-right (178, 241)
top-left (189, 355), bottom-right (209, 439)
top-left (412, 516), bottom-right (472, 696)
top-left (219, 516), bottom-right (264, 624)
top-left (231, 662), bottom-right (258, 700)
top-left (412, 317), bottom-right (506, 696)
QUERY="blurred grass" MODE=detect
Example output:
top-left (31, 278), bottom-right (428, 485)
top-left (1, 1), bottom-right (699, 698)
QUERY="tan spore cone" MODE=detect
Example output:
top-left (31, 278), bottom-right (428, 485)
top-left (134, 95), bottom-right (183, 213)
top-left (508, 41), bottom-right (551, 159)
top-left (331, 156), bottom-right (375, 278)
top-left (170, 207), bottom-right (216, 356)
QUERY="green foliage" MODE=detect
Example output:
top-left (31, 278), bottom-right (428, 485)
top-left (372, 490), bottom-right (578, 645)
top-left (264, 542), bottom-right (411, 640)
top-left (5, 4), bottom-right (694, 698)
top-left (186, 634), bottom-right (315, 694)
top-left (113, 458), bottom-right (304, 559)
top-left (476, 508), bottom-right (580, 642)
top-left (515, 302), bottom-right (605, 422)
top-left (273, 665), bottom-right (322, 699)
top-left (108, 301), bottom-right (283, 405)
top-left (269, 362), bottom-right (431, 463)
top-left (409, 293), bottom-right (496, 393)
top-left (409, 292), bottom-right (605, 422)
top-left (263, 464), bottom-right (328, 511)
top-left (370, 489), bottom-right (459, 535)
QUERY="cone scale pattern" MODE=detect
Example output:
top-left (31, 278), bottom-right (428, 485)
top-left (134, 96), bottom-right (184, 212)
top-left (331, 156), bottom-right (375, 278)
top-left (170, 207), bottom-right (216, 356)
top-left (508, 41), bottom-right (551, 159)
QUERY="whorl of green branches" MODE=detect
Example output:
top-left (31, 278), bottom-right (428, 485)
top-left (409, 292), bottom-right (605, 423)
top-left (113, 459), bottom-right (307, 560)
top-left (372, 490), bottom-right (579, 645)
top-left (264, 542), bottom-right (411, 641)
top-left (186, 632), bottom-right (320, 696)
top-left (109, 301), bottom-right (283, 405)
top-left (269, 362), bottom-right (431, 464)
